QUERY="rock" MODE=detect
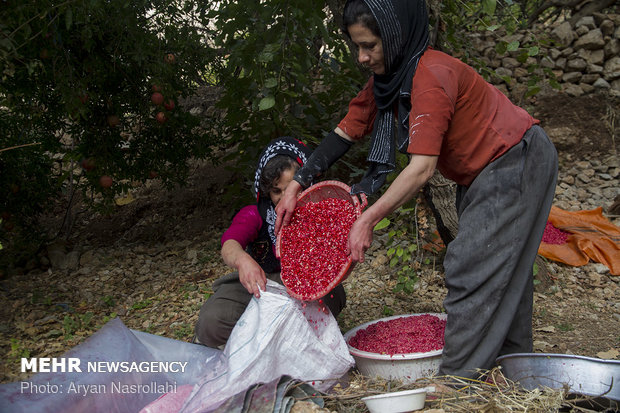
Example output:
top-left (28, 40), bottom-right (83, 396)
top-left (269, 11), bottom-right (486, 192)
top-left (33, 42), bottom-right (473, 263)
top-left (555, 57), bottom-right (567, 70)
top-left (551, 22), bottom-right (576, 46)
top-left (580, 74), bottom-right (599, 84)
top-left (47, 242), bottom-right (68, 270)
top-left (65, 251), bottom-right (80, 271)
top-left (562, 72), bottom-right (583, 84)
top-left (540, 56), bottom-right (555, 69)
top-left (605, 39), bottom-right (620, 59)
top-left (495, 67), bottom-right (513, 78)
top-left (587, 63), bottom-right (604, 74)
top-left (574, 29), bottom-right (605, 50)
top-left (566, 58), bottom-right (587, 71)
top-left (575, 16), bottom-right (596, 30)
top-left (575, 25), bottom-right (590, 36)
top-left (593, 78), bottom-right (611, 89)
top-left (604, 56), bottom-right (620, 80)
top-left (600, 19), bottom-right (615, 37)
top-left (502, 57), bottom-right (520, 69)
top-left (579, 49), bottom-right (605, 65)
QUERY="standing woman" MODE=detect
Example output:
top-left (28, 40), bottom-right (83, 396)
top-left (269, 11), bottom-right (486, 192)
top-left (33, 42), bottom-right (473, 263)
top-left (275, 0), bottom-right (558, 378)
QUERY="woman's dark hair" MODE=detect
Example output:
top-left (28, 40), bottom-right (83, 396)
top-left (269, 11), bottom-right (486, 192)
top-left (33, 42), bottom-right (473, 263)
top-left (342, 0), bottom-right (380, 38)
top-left (259, 155), bottom-right (299, 197)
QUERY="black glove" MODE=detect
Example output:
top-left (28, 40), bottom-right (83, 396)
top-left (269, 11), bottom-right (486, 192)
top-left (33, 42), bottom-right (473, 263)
top-left (294, 130), bottom-right (353, 188)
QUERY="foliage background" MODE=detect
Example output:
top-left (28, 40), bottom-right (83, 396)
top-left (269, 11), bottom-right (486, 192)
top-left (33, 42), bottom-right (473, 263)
top-left (1, 0), bottom-right (615, 269)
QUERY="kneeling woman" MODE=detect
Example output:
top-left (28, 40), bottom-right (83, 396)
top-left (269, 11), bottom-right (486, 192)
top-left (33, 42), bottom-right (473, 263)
top-left (194, 137), bottom-right (346, 347)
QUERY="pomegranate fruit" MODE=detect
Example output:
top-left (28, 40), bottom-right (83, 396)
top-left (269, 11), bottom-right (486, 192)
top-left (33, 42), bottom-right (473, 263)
top-left (155, 111), bottom-right (167, 124)
top-left (80, 158), bottom-right (95, 171)
top-left (164, 53), bottom-right (176, 64)
top-left (163, 99), bottom-right (175, 111)
top-left (151, 92), bottom-right (164, 106)
top-left (99, 175), bottom-right (113, 188)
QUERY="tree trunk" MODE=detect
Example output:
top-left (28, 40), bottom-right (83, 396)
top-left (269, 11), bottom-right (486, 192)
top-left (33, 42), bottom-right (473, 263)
top-left (422, 171), bottom-right (458, 245)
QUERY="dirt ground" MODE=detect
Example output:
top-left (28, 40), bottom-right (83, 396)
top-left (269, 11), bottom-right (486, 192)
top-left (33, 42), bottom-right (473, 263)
top-left (0, 91), bottom-right (619, 409)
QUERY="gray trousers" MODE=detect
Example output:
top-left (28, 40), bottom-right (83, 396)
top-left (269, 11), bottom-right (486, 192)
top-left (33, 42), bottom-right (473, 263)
top-left (438, 125), bottom-right (558, 378)
top-left (195, 271), bottom-right (347, 348)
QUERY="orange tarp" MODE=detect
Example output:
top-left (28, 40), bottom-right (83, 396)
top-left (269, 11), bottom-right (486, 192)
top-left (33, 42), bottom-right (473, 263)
top-left (538, 206), bottom-right (620, 275)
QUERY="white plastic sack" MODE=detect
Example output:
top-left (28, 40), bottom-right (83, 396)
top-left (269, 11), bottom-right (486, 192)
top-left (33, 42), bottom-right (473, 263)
top-left (148, 280), bottom-right (354, 412)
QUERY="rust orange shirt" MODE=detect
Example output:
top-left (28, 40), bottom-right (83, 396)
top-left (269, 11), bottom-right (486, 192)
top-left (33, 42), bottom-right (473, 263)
top-left (337, 49), bottom-right (539, 186)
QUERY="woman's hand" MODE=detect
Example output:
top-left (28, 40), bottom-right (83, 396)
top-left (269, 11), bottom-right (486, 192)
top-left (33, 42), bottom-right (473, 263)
top-left (347, 213), bottom-right (375, 263)
top-left (274, 180), bottom-right (302, 240)
top-left (221, 239), bottom-right (267, 297)
top-left (347, 155), bottom-right (439, 263)
top-left (237, 255), bottom-right (267, 298)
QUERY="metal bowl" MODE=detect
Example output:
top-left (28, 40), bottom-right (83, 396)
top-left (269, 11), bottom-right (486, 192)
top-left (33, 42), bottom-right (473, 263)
top-left (496, 353), bottom-right (620, 402)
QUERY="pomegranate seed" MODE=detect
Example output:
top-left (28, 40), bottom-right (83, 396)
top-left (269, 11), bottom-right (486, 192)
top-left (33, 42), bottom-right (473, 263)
top-left (280, 198), bottom-right (358, 300)
top-left (348, 314), bottom-right (446, 355)
top-left (541, 221), bottom-right (569, 245)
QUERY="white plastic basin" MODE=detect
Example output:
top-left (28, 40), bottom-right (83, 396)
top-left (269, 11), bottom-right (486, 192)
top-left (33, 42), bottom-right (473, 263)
top-left (343, 313), bottom-right (447, 384)
top-left (362, 386), bottom-right (434, 413)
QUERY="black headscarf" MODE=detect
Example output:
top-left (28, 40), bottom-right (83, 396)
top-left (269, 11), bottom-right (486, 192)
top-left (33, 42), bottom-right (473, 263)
top-left (350, 0), bottom-right (430, 195)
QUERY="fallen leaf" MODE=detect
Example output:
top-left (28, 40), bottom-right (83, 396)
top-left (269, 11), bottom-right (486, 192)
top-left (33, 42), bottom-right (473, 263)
top-left (536, 326), bottom-right (556, 333)
top-left (596, 349), bottom-right (619, 359)
top-left (533, 340), bottom-right (553, 351)
top-left (115, 192), bottom-right (135, 206)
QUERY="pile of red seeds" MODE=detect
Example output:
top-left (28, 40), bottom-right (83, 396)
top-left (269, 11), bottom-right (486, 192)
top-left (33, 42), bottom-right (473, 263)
top-left (280, 197), bottom-right (358, 300)
top-left (348, 314), bottom-right (446, 355)
top-left (541, 221), bottom-right (570, 245)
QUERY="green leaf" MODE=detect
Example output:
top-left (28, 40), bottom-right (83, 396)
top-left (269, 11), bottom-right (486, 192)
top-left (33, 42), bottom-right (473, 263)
top-left (65, 8), bottom-right (73, 30)
top-left (525, 86), bottom-right (541, 98)
top-left (389, 257), bottom-right (399, 267)
top-left (528, 46), bottom-right (539, 56)
top-left (495, 41), bottom-right (507, 55)
top-left (404, 279), bottom-right (416, 293)
top-left (374, 217), bottom-right (391, 231)
top-left (258, 52), bottom-right (274, 63)
top-left (507, 40), bottom-right (520, 52)
top-left (264, 78), bottom-right (278, 88)
top-left (396, 247), bottom-right (403, 257)
top-left (387, 247), bottom-right (395, 257)
top-left (258, 96), bottom-right (275, 111)
top-left (481, 0), bottom-right (496, 15)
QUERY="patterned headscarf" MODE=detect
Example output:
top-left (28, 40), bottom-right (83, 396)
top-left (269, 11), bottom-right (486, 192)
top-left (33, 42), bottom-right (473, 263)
top-left (253, 137), bottom-right (312, 245)
top-left (253, 137), bottom-right (312, 199)
top-left (350, 0), bottom-right (430, 195)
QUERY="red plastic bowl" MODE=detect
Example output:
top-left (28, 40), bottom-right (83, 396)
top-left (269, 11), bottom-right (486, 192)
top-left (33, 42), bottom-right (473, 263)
top-left (276, 180), bottom-right (367, 301)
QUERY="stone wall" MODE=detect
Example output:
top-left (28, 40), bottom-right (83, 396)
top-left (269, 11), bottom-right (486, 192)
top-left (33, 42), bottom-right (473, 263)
top-left (470, 12), bottom-right (620, 98)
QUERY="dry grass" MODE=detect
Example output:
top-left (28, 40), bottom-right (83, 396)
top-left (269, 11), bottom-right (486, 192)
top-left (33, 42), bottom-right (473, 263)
top-left (311, 368), bottom-right (615, 412)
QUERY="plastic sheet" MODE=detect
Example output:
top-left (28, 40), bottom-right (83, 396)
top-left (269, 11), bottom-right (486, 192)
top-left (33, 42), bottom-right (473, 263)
top-left (0, 318), bottom-right (220, 413)
top-left (1, 282), bottom-right (353, 413)
top-left (538, 206), bottom-right (620, 275)
top-left (143, 281), bottom-right (354, 412)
